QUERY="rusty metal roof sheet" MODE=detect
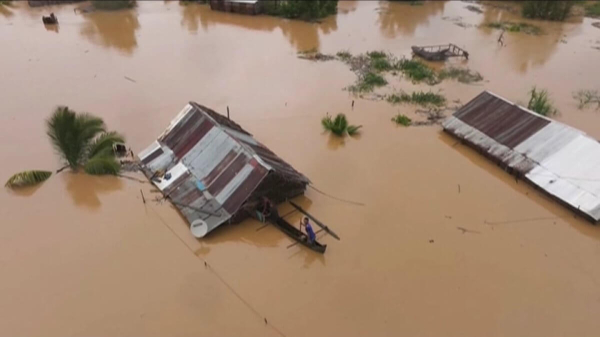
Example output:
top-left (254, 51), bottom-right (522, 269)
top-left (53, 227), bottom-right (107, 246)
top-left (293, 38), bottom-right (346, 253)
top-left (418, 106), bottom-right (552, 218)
top-left (443, 91), bottom-right (600, 222)
top-left (139, 102), bottom-right (309, 237)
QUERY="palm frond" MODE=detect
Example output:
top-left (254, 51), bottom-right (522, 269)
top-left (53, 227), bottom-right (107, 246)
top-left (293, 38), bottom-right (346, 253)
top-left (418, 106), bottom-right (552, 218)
top-left (84, 156), bottom-right (121, 175)
top-left (347, 125), bottom-right (362, 136)
top-left (321, 114), bottom-right (333, 130)
top-left (46, 106), bottom-right (107, 168)
top-left (5, 170), bottom-right (52, 188)
top-left (88, 131), bottom-right (125, 159)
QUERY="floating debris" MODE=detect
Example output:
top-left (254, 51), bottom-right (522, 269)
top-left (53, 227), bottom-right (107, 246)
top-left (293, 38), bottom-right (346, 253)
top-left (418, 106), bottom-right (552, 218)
top-left (465, 5), bottom-right (483, 14)
top-left (411, 43), bottom-right (469, 61)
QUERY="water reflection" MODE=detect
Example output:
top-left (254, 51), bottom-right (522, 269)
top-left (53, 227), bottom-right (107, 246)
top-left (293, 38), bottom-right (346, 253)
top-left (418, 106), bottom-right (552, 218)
top-left (180, 3), bottom-right (337, 52)
top-left (480, 6), bottom-right (564, 73)
top-left (44, 24), bottom-right (59, 33)
top-left (6, 183), bottom-right (45, 197)
top-left (438, 131), bottom-right (600, 242)
top-left (0, 3), bottom-right (14, 18)
top-left (337, 0), bottom-right (358, 15)
top-left (63, 172), bottom-right (124, 209)
top-left (377, 0), bottom-right (446, 38)
top-left (79, 10), bottom-right (140, 55)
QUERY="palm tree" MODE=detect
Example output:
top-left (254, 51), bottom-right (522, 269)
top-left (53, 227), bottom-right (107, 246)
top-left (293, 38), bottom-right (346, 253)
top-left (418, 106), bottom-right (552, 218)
top-left (46, 106), bottom-right (124, 175)
top-left (5, 107), bottom-right (125, 189)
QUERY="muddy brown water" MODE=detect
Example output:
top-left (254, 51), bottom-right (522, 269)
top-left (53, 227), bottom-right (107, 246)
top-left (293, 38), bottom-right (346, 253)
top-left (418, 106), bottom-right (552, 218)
top-left (1, 1), bottom-right (600, 336)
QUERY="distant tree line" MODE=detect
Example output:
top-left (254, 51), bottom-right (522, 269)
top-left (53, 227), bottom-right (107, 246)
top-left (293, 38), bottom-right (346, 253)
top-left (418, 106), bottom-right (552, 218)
top-left (521, 1), bottom-right (574, 21)
top-left (263, 0), bottom-right (338, 21)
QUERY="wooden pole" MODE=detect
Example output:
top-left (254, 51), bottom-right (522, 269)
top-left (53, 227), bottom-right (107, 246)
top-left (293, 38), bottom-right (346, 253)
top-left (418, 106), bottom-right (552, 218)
top-left (140, 189), bottom-right (146, 204)
top-left (227, 106), bottom-right (230, 120)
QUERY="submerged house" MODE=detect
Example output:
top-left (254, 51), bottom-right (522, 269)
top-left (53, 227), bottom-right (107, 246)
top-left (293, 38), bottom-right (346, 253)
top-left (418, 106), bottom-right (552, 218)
top-left (138, 102), bottom-right (309, 237)
top-left (209, 0), bottom-right (262, 15)
top-left (443, 91), bottom-right (600, 223)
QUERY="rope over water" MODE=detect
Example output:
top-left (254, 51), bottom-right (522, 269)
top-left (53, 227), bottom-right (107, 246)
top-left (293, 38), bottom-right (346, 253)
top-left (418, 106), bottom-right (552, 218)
top-left (308, 185), bottom-right (365, 206)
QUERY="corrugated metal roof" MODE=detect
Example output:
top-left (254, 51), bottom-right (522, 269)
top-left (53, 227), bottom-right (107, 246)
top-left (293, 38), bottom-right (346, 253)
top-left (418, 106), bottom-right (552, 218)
top-left (139, 102), bottom-right (309, 237)
top-left (443, 90), bottom-right (600, 222)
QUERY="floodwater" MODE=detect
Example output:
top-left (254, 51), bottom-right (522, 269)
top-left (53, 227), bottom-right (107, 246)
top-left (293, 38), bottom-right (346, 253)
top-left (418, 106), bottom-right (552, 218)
top-left (1, 1), bottom-right (600, 336)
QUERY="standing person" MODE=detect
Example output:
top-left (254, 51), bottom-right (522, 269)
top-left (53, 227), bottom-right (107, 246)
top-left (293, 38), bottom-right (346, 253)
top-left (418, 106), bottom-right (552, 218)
top-left (256, 197), bottom-right (277, 223)
top-left (299, 217), bottom-right (316, 244)
top-left (498, 29), bottom-right (505, 47)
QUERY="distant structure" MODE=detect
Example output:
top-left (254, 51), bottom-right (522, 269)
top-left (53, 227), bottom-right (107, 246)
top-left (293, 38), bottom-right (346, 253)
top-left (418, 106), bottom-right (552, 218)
top-left (443, 91), bottom-right (600, 223)
top-left (28, 0), bottom-right (84, 7)
top-left (209, 0), bottom-right (262, 15)
top-left (138, 102), bottom-right (309, 237)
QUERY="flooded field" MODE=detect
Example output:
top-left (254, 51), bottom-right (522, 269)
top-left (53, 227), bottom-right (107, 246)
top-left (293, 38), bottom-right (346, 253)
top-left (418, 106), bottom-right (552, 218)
top-left (1, 1), bottom-right (600, 336)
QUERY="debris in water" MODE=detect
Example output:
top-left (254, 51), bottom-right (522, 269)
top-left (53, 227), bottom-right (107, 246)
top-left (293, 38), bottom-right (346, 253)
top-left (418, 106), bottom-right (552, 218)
top-left (411, 43), bottom-right (469, 61)
top-left (429, 239), bottom-right (434, 243)
top-left (42, 13), bottom-right (58, 25)
top-left (456, 227), bottom-right (480, 234)
top-left (465, 5), bottom-right (483, 14)
top-left (593, 22), bottom-right (600, 29)
top-left (297, 52), bottom-right (335, 62)
top-left (124, 76), bottom-right (137, 83)
top-left (573, 89), bottom-right (600, 110)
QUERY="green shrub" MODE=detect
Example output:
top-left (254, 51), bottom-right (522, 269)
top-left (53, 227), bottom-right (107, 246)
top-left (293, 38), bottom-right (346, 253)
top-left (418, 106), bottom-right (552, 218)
top-left (485, 21), bottom-right (542, 35)
top-left (438, 67), bottom-right (483, 84)
top-left (348, 72), bottom-right (387, 93)
top-left (366, 50), bottom-right (387, 59)
top-left (371, 57), bottom-right (393, 72)
top-left (336, 50), bottom-right (352, 61)
top-left (391, 114), bottom-right (412, 126)
top-left (527, 87), bottom-right (557, 116)
top-left (585, 1), bottom-right (600, 17)
top-left (265, 0), bottom-right (338, 20)
top-left (322, 113), bottom-right (362, 137)
top-left (386, 91), bottom-right (446, 107)
top-left (397, 59), bottom-right (438, 85)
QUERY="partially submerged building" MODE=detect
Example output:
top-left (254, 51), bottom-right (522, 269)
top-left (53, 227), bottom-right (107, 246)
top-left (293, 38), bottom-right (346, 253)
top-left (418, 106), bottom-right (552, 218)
top-left (138, 102), bottom-right (309, 237)
top-left (443, 91), bottom-right (600, 223)
top-left (209, 0), bottom-right (262, 15)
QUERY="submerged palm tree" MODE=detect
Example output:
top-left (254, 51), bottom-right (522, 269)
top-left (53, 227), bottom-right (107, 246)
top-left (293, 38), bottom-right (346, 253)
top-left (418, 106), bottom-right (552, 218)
top-left (321, 113), bottom-right (362, 137)
top-left (47, 106), bottom-right (124, 175)
top-left (5, 107), bottom-right (125, 189)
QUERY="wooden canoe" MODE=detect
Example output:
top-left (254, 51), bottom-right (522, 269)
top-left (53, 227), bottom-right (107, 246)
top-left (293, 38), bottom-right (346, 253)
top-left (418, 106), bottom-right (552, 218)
top-left (267, 215), bottom-right (326, 254)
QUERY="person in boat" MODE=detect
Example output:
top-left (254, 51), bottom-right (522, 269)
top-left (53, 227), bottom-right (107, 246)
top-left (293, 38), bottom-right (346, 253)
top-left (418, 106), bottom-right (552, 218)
top-left (299, 217), bottom-right (316, 244)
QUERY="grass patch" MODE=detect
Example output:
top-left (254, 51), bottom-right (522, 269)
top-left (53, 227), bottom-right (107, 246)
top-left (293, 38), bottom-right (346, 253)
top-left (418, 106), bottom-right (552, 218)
top-left (348, 72), bottom-right (387, 93)
top-left (573, 89), bottom-right (600, 109)
top-left (397, 59), bottom-right (439, 85)
top-left (336, 50), bottom-right (352, 61)
top-left (322, 113), bottom-right (362, 136)
top-left (370, 57), bottom-right (393, 71)
top-left (527, 87), bottom-right (558, 116)
top-left (438, 67), bottom-right (483, 84)
top-left (391, 114), bottom-right (412, 126)
top-left (366, 50), bottom-right (387, 59)
top-left (386, 91), bottom-right (446, 107)
top-left (486, 21), bottom-right (542, 35)
top-left (585, 1), bottom-right (600, 17)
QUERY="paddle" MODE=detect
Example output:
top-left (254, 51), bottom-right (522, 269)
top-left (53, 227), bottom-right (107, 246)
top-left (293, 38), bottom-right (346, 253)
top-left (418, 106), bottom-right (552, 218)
top-left (289, 201), bottom-right (340, 241)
